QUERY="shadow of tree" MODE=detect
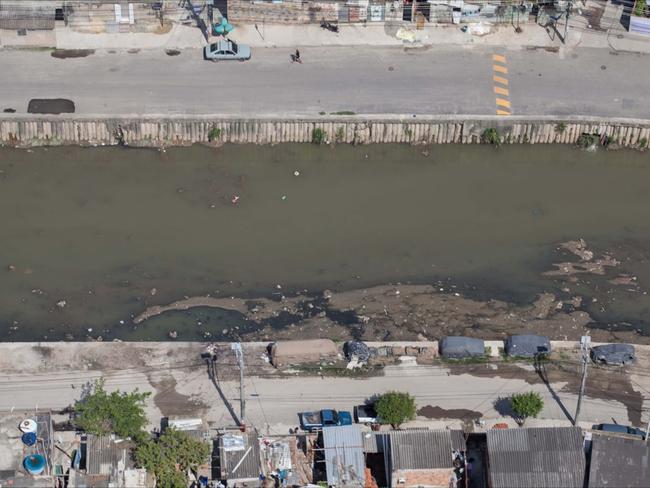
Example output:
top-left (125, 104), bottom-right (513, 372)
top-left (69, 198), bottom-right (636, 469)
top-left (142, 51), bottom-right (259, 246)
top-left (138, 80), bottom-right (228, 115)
top-left (493, 396), bottom-right (515, 418)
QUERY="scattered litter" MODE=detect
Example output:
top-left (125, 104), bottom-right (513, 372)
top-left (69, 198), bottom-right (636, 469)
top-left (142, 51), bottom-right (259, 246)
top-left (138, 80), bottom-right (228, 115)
top-left (56, 300), bottom-right (67, 309)
top-left (468, 22), bottom-right (492, 36)
top-left (281, 195), bottom-right (287, 201)
top-left (119, 320), bottom-right (125, 325)
top-left (150, 288), bottom-right (157, 296)
top-left (231, 195), bottom-right (240, 204)
top-left (168, 330), bottom-right (178, 339)
top-left (87, 328), bottom-right (92, 332)
top-left (293, 170), bottom-right (300, 176)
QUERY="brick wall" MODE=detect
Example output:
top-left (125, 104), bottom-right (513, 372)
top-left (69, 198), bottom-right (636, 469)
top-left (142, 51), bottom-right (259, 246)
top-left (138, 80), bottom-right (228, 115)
top-left (392, 468), bottom-right (454, 488)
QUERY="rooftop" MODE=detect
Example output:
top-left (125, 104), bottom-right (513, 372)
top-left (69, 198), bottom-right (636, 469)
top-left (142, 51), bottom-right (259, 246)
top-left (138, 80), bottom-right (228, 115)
top-left (215, 430), bottom-right (261, 481)
top-left (487, 427), bottom-right (585, 488)
top-left (322, 425), bottom-right (366, 487)
top-left (588, 433), bottom-right (650, 488)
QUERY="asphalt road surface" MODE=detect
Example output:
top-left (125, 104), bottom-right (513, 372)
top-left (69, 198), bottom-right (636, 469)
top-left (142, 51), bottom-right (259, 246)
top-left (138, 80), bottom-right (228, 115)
top-left (1, 45), bottom-right (648, 118)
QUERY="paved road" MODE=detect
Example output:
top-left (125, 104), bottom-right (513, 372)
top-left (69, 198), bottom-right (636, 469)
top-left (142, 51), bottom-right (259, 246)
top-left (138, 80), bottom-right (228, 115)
top-left (1, 45), bottom-right (649, 118)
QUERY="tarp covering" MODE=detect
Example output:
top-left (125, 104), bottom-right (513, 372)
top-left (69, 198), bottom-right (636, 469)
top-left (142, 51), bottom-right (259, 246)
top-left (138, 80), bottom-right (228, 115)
top-left (504, 334), bottom-right (551, 357)
top-left (591, 344), bottom-right (635, 365)
top-left (440, 336), bottom-right (485, 358)
top-left (270, 339), bottom-right (339, 367)
top-left (344, 340), bottom-right (371, 361)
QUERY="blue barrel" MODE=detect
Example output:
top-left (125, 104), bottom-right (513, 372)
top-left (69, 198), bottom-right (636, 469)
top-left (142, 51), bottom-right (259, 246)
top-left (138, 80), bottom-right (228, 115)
top-left (21, 432), bottom-right (37, 446)
top-left (24, 454), bottom-right (46, 475)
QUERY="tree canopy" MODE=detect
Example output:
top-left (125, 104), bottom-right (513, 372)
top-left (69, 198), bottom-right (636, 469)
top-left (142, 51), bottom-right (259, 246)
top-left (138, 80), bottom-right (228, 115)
top-left (375, 391), bottom-right (417, 428)
top-left (511, 391), bottom-right (544, 420)
top-left (74, 378), bottom-right (150, 439)
top-left (135, 428), bottom-right (210, 488)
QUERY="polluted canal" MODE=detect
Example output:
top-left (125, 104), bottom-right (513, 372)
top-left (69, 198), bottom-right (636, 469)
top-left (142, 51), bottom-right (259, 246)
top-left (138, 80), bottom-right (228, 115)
top-left (1, 143), bottom-right (650, 342)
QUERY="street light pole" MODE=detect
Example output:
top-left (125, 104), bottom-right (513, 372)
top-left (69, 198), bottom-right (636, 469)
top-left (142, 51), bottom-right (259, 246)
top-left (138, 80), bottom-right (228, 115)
top-left (574, 335), bottom-right (590, 425)
top-left (232, 343), bottom-right (246, 431)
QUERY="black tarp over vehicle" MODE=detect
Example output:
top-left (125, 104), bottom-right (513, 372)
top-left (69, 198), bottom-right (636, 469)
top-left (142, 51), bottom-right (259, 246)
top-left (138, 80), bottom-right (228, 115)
top-left (440, 336), bottom-right (485, 359)
top-left (505, 335), bottom-right (551, 358)
top-left (591, 344), bottom-right (635, 365)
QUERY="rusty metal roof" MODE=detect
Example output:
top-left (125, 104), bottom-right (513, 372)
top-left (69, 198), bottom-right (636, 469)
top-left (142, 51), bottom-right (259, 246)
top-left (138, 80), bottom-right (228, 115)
top-left (487, 427), bottom-right (585, 488)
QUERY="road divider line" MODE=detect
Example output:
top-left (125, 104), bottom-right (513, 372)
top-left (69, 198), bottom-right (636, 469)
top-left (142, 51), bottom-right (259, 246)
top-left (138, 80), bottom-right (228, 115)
top-left (492, 53), bottom-right (511, 116)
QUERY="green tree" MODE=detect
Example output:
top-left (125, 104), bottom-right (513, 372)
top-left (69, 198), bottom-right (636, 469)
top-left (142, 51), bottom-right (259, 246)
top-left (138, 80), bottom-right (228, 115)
top-left (511, 392), bottom-right (544, 422)
top-left (135, 428), bottom-right (210, 488)
top-left (375, 391), bottom-right (417, 428)
top-left (74, 378), bottom-right (150, 439)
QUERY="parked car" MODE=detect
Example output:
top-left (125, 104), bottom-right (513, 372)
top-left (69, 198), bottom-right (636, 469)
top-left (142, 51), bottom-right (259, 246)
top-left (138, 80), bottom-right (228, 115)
top-left (203, 40), bottom-right (251, 62)
top-left (354, 404), bottom-right (378, 424)
top-left (299, 409), bottom-right (352, 432)
top-left (593, 423), bottom-right (646, 440)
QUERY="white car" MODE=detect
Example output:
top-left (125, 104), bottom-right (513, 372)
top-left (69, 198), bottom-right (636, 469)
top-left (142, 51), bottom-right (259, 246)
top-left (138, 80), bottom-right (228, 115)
top-left (203, 40), bottom-right (251, 62)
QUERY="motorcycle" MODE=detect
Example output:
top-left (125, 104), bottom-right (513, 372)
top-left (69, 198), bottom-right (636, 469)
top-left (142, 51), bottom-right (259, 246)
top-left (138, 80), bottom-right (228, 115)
top-left (320, 20), bottom-right (339, 33)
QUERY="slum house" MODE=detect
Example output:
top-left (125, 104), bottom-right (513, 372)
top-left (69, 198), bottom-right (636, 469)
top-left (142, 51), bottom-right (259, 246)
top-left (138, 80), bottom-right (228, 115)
top-left (321, 425), bottom-right (366, 487)
top-left (364, 429), bottom-right (464, 488)
top-left (486, 427), bottom-right (586, 488)
top-left (0, 412), bottom-right (54, 488)
top-left (587, 433), bottom-right (650, 488)
top-left (67, 434), bottom-right (148, 488)
top-left (214, 430), bottom-right (261, 487)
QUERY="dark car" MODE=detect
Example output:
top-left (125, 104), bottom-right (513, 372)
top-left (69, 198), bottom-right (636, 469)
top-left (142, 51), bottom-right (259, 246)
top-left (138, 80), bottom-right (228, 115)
top-left (593, 423), bottom-right (646, 440)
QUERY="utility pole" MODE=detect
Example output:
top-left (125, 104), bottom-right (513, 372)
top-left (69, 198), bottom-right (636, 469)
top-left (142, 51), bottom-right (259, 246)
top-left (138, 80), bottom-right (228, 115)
top-left (574, 335), bottom-right (590, 425)
top-left (232, 343), bottom-right (246, 431)
top-left (564, 0), bottom-right (574, 43)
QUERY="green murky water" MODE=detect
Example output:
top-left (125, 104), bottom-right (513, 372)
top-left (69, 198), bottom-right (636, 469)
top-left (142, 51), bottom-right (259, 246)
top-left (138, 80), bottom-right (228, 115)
top-left (1, 143), bottom-right (650, 340)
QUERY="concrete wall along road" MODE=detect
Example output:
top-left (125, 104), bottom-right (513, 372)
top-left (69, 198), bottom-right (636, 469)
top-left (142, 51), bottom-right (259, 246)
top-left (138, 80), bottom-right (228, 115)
top-left (1, 115), bottom-right (650, 149)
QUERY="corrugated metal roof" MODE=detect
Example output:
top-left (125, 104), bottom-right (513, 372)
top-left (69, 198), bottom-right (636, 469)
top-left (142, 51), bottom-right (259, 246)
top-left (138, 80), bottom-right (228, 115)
top-left (450, 430), bottom-right (467, 451)
top-left (323, 425), bottom-right (366, 487)
top-left (386, 430), bottom-right (453, 470)
top-left (487, 427), bottom-right (585, 488)
top-left (363, 432), bottom-right (380, 453)
top-left (86, 435), bottom-right (133, 476)
top-left (588, 434), bottom-right (650, 487)
top-left (217, 431), bottom-right (261, 481)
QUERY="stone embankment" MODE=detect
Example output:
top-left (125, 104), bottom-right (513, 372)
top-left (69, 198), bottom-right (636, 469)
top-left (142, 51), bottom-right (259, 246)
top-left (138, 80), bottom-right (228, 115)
top-left (1, 114), bottom-right (650, 148)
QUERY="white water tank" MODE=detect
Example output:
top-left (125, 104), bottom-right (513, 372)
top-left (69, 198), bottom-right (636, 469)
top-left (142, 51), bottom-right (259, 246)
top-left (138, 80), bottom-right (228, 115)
top-left (19, 418), bottom-right (38, 434)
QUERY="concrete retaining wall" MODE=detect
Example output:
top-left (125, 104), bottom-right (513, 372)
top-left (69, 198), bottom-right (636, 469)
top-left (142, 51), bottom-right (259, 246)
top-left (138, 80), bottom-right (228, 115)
top-left (1, 115), bottom-right (649, 148)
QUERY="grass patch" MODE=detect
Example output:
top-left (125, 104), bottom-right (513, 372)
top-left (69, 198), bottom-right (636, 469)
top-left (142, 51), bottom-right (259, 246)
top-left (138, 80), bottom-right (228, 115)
top-left (335, 126), bottom-right (345, 143)
top-left (576, 133), bottom-right (597, 148)
top-left (289, 362), bottom-right (383, 378)
top-left (208, 126), bottom-right (221, 142)
top-left (555, 122), bottom-right (567, 134)
top-left (481, 128), bottom-right (501, 146)
top-left (330, 110), bottom-right (356, 115)
top-left (439, 355), bottom-right (490, 364)
top-left (312, 127), bottom-right (327, 144)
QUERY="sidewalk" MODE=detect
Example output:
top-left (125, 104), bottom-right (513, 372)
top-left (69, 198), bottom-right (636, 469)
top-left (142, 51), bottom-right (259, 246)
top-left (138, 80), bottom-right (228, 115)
top-left (1, 1), bottom-right (650, 54)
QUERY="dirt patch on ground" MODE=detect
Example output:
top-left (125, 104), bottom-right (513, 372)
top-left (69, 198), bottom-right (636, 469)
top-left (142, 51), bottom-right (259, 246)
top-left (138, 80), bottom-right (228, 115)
top-left (148, 375), bottom-right (208, 417)
top-left (418, 405), bottom-right (482, 420)
top-left (51, 49), bottom-right (95, 59)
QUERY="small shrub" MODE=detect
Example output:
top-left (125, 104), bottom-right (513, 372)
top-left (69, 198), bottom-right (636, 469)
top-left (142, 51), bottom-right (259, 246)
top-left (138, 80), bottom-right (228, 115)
top-left (638, 137), bottom-right (648, 149)
top-left (319, 111), bottom-right (326, 115)
top-left (602, 135), bottom-right (617, 147)
top-left (555, 122), bottom-right (567, 134)
top-left (312, 128), bottom-right (327, 144)
top-left (635, 0), bottom-right (647, 17)
top-left (375, 391), bottom-right (417, 428)
top-left (403, 125), bottom-right (413, 139)
top-left (511, 391), bottom-right (544, 422)
top-left (208, 127), bottom-right (221, 142)
top-left (481, 128), bottom-right (501, 146)
top-left (330, 110), bottom-right (356, 115)
top-left (335, 126), bottom-right (345, 143)
top-left (577, 133), bottom-right (597, 148)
